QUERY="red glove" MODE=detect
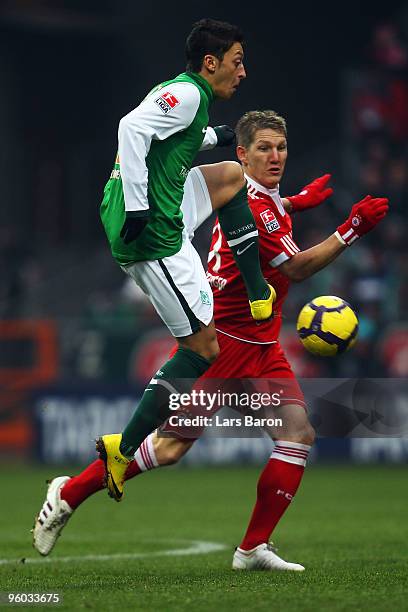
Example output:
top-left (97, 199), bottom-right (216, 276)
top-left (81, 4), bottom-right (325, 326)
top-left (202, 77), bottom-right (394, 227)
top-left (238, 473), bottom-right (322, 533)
top-left (287, 174), bottom-right (333, 212)
top-left (336, 195), bottom-right (389, 246)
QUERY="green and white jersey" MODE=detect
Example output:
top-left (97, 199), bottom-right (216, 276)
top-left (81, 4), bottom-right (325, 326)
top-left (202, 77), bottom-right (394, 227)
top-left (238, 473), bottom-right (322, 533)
top-left (100, 72), bottom-right (217, 264)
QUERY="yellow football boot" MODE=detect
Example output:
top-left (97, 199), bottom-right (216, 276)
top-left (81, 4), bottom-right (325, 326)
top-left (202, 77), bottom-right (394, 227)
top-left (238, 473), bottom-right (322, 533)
top-left (95, 433), bottom-right (131, 502)
top-left (249, 284), bottom-right (276, 321)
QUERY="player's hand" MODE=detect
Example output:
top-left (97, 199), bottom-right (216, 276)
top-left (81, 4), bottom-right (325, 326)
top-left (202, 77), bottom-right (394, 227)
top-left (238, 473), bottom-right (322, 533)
top-left (120, 211), bottom-right (150, 244)
top-left (213, 125), bottom-right (236, 147)
top-left (287, 174), bottom-right (333, 212)
top-left (336, 195), bottom-right (389, 245)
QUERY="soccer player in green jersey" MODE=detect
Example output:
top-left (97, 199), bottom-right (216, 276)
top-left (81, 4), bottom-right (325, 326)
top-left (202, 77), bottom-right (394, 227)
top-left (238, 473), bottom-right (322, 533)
top-left (97, 19), bottom-right (275, 500)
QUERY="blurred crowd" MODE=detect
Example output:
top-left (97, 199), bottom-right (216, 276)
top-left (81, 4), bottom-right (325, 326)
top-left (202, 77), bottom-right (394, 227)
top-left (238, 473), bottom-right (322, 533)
top-left (288, 21), bottom-right (408, 378)
top-left (0, 19), bottom-right (407, 383)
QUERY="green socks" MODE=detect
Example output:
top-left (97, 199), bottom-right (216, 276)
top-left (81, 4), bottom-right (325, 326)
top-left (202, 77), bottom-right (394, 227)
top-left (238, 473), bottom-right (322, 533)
top-left (218, 185), bottom-right (269, 301)
top-left (120, 347), bottom-right (211, 456)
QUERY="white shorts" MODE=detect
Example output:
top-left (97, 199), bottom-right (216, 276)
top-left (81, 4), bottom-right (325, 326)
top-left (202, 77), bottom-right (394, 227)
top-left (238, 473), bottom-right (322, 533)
top-left (123, 167), bottom-right (214, 338)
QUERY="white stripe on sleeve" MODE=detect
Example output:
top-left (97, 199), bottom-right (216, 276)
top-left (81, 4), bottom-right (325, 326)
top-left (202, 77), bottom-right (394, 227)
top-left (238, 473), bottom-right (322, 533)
top-left (285, 235), bottom-right (300, 253)
top-left (269, 252), bottom-right (290, 268)
top-left (281, 235), bottom-right (298, 256)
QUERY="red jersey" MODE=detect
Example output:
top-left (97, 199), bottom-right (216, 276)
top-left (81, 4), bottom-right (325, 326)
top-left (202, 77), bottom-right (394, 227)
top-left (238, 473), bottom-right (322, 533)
top-left (207, 174), bottom-right (301, 344)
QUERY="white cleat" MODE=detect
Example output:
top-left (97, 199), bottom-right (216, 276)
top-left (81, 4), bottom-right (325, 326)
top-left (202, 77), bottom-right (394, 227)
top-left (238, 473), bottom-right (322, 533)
top-left (32, 476), bottom-right (73, 556)
top-left (232, 543), bottom-right (305, 571)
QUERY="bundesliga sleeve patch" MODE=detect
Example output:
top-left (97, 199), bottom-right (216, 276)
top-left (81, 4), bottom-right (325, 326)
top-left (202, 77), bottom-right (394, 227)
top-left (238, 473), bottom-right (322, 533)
top-left (154, 91), bottom-right (180, 114)
top-left (260, 209), bottom-right (280, 233)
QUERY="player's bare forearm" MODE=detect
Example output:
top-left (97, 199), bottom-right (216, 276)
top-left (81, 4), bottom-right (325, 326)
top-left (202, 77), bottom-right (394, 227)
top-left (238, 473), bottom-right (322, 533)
top-left (281, 198), bottom-right (293, 213)
top-left (279, 234), bottom-right (346, 282)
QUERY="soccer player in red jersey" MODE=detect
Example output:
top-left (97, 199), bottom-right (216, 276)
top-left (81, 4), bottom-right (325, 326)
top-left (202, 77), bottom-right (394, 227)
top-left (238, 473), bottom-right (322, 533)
top-left (33, 111), bottom-right (388, 570)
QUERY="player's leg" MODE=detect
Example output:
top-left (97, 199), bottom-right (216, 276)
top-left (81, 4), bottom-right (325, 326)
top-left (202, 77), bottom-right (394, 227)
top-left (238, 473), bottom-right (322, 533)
top-left (96, 235), bottom-right (218, 501)
top-left (32, 334), bottom-right (233, 555)
top-left (65, 433), bottom-right (194, 509)
top-left (180, 331), bottom-right (306, 571)
top-left (118, 243), bottom-right (218, 446)
top-left (33, 433), bottom-right (193, 556)
top-left (33, 329), bottom-right (225, 555)
top-left (190, 163), bottom-right (275, 318)
top-left (233, 401), bottom-right (314, 571)
top-left (219, 341), bottom-right (313, 571)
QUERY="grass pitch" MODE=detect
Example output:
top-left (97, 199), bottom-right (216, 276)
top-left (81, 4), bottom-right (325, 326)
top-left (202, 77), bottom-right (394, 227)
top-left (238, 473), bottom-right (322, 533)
top-left (0, 464), bottom-right (407, 611)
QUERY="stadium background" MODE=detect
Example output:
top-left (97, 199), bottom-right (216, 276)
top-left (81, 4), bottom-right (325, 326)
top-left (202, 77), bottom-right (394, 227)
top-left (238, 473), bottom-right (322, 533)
top-left (0, 1), bottom-right (407, 466)
top-left (1, 5), bottom-right (407, 610)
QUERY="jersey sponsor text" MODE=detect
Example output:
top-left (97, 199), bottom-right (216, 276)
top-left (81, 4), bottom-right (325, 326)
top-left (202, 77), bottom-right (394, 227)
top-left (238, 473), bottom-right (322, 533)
top-left (206, 271), bottom-right (228, 291)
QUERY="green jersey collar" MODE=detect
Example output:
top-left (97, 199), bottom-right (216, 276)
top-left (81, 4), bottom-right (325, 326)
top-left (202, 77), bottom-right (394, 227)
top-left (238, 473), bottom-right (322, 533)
top-left (184, 72), bottom-right (215, 104)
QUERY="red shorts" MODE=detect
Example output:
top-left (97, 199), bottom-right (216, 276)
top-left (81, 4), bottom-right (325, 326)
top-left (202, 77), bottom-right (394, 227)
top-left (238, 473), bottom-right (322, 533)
top-left (206, 333), bottom-right (295, 375)
top-left (201, 333), bottom-right (305, 406)
top-left (161, 334), bottom-right (305, 438)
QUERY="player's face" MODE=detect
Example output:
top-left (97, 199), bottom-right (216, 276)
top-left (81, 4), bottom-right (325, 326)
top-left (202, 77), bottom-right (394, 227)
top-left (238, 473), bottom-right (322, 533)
top-left (238, 129), bottom-right (288, 188)
top-left (211, 43), bottom-right (246, 99)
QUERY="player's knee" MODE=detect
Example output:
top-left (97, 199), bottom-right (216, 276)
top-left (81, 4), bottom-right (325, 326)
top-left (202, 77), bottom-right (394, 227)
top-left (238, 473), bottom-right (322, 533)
top-left (191, 331), bottom-right (220, 363)
top-left (199, 339), bottom-right (220, 363)
top-left (222, 160), bottom-right (245, 190)
top-left (295, 423), bottom-right (315, 447)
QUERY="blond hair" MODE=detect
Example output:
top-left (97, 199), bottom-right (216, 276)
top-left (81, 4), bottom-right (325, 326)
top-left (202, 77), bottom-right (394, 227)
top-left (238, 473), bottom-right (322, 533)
top-left (236, 110), bottom-right (287, 148)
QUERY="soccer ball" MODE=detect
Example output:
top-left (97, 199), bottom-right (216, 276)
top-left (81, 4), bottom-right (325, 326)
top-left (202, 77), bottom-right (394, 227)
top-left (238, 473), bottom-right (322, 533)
top-left (296, 296), bottom-right (359, 356)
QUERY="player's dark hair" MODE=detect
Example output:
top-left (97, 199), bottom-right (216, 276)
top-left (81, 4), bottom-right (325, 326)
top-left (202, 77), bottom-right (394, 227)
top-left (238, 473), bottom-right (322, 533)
top-left (185, 18), bottom-right (244, 72)
top-left (236, 110), bottom-right (287, 148)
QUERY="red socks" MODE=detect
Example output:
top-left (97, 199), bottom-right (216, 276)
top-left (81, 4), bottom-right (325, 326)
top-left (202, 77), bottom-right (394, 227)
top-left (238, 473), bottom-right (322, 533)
top-left (240, 441), bottom-right (310, 550)
top-left (61, 433), bottom-right (158, 510)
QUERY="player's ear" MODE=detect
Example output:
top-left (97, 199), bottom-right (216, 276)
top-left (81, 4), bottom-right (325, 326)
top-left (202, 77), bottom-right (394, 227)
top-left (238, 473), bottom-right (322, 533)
top-left (236, 145), bottom-right (248, 165)
top-left (202, 54), bottom-right (218, 74)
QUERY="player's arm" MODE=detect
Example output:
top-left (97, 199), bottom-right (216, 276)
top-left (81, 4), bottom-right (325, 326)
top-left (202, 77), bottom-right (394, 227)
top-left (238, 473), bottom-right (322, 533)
top-left (281, 174), bottom-right (333, 213)
top-left (118, 82), bottom-right (201, 242)
top-left (279, 234), bottom-right (345, 281)
top-left (279, 195), bottom-right (389, 282)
